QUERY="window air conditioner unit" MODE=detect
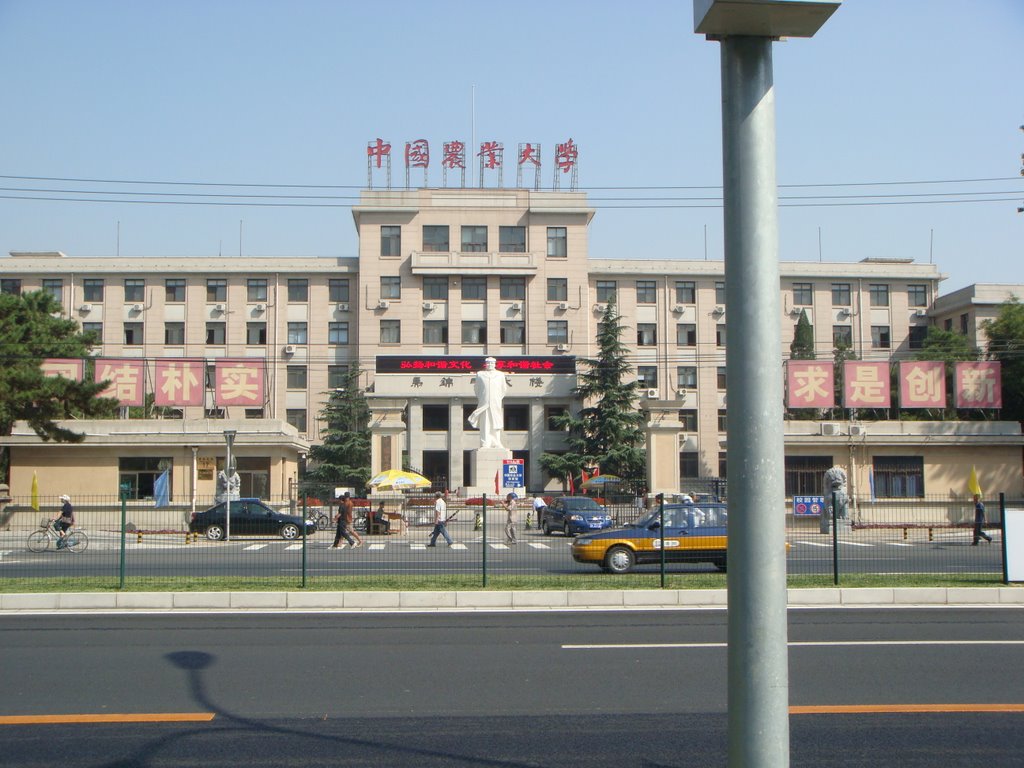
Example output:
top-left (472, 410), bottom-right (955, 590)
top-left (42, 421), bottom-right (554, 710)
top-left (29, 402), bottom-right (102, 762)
top-left (214, 303), bottom-right (226, 313)
top-left (820, 423), bottom-right (840, 436)
top-left (645, 388), bottom-right (659, 399)
top-left (376, 299), bottom-right (390, 310)
top-left (556, 302), bottom-right (570, 311)
top-left (593, 303), bottom-right (607, 313)
top-left (712, 305), bottom-right (725, 315)
top-left (336, 302), bottom-right (349, 312)
top-left (254, 303), bottom-right (266, 312)
top-left (510, 301), bottom-right (522, 311)
top-left (422, 301), bottom-right (435, 311)
top-left (850, 424), bottom-right (867, 437)
top-left (914, 309), bottom-right (927, 317)
top-left (836, 308), bottom-right (850, 319)
top-left (283, 344), bottom-right (296, 355)
top-left (555, 343), bottom-right (570, 352)
top-left (79, 303), bottom-right (92, 312)
top-left (672, 304), bottom-right (686, 313)
top-left (131, 303), bottom-right (144, 312)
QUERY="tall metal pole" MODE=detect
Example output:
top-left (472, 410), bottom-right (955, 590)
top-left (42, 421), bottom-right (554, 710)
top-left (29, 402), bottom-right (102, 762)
top-left (224, 429), bottom-right (236, 542)
top-left (720, 35), bottom-right (790, 768)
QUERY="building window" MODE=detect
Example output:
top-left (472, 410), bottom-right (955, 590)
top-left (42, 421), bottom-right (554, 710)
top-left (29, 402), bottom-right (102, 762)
top-left (206, 322), bottom-right (226, 345)
top-left (717, 367), bottom-right (727, 389)
top-left (286, 409), bottom-right (308, 433)
top-left (124, 279), bottom-right (145, 302)
top-left (909, 326), bottom-right (928, 350)
top-left (462, 277), bottom-right (487, 300)
top-left (676, 323), bottom-right (696, 347)
top-left (960, 313), bottom-right (969, 334)
top-left (381, 225), bottom-right (401, 257)
top-left (675, 281), bottom-right (695, 304)
top-left (328, 321), bottom-right (349, 345)
top-left (908, 284), bottom-right (927, 307)
top-left (422, 405), bottom-right (450, 431)
top-left (793, 282), bottom-right (813, 306)
top-left (247, 279), bottom-right (267, 302)
top-left (637, 366), bottom-right (658, 387)
top-left (165, 322), bottom-right (185, 345)
top-left (246, 322), bottom-right (266, 345)
top-left (423, 276), bottom-right (449, 300)
top-left (461, 225), bottom-right (488, 252)
top-left (547, 278), bottom-right (568, 302)
top-left (499, 226), bottom-right (526, 252)
top-left (547, 226), bottom-right (567, 258)
top-left (831, 283), bottom-right (851, 306)
top-left (42, 279), bottom-right (63, 301)
top-left (785, 456), bottom-right (834, 496)
top-left (205, 407), bottom-right (224, 419)
top-left (380, 319), bottom-right (401, 344)
top-left (832, 325), bottom-right (852, 349)
top-left (500, 277), bottom-right (526, 300)
top-left (870, 325), bottom-right (891, 349)
top-left (500, 321), bottom-right (525, 344)
top-left (596, 280), bottom-right (616, 303)
top-left (636, 280), bottom-right (657, 305)
top-left (546, 406), bottom-right (567, 431)
top-left (82, 322), bottom-right (102, 341)
top-left (245, 409), bottom-right (265, 419)
top-left (329, 278), bottom-right (351, 302)
top-left (944, 318), bottom-right (953, 332)
top-left (380, 276), bottom-right (401, 300)
top-left (679, 410), bottom-right (697, 431)
top-left (123, 322), bottom-right (143, 345)
top-left (423, 225), bottom-right (450, 252)
top-left (680, 451), bottom-right (699, 478)
top-left (287, 365), bottom-right (308, 389)
top-left (118, 457), bottom-right (173, 500)
top-left (462, 321), bottom-right (486, 344)
top-left (0, 278), bottom-right (22, 295)
top-left (83, 279), bottom-right (105, 302)
top-left (164, 279), bottom-right (185, 303)
top-left (423, 321), bottom-right (448, 344)
top-left (677, 366), bottom-right (697, 389)
top-left (287, 322), bottom-right (308, 344)
top-left (327, 365), bottom-right (349, 389)
top-left (206, 279), bottom-right (227, 302)
top-left (873, 456), bottom-right (924, 498)
top-left (716, 323), bottom-right (727, 347)
top-left (504, 405), bottom-right (529, 432)
top-left (718, 409), bottom-right (728, 432)
top-left (869, 284), bottom-right (889, 307)
top-left (547, 321), bottom-right (569, 344)
top-left (637, 323), bottom-right (657, 346)
top-left (715, 281), bottom-right (726, 304)
top-left (288, 279), bottom-right (308, 302)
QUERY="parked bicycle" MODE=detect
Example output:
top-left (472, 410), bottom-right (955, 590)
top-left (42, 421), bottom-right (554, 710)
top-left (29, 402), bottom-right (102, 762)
top-left (311, 510), bottom-right (332, 531)
top-left (27, 518), bottom-right (89, 553)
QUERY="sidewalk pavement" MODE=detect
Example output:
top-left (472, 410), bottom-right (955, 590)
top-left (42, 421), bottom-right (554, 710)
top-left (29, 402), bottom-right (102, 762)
top-left (1, 586), bottom-right (1022, 614)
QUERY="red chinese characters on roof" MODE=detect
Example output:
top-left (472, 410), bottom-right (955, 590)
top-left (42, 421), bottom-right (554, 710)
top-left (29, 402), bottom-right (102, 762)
top-left (155, 359), bottom-right (204, 406)
top-left (478, 141), bottom-right (503, 169)
top-left (405, 139), bottom-right (429, 169)
top-left (442, 141), bottom-right (466, 169)
top-left (367, 138), bottom-right (391, 168)
top-left (554, 138), bottom-right (578, 173)
top-left (95, 358), bottom-right (145, 407)
top-left (518, 143), bottom-right (541, 167)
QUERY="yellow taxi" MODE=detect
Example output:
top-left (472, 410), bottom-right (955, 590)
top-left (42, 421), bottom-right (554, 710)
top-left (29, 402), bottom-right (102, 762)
top-left (571, 503), bottom-right (728, 574)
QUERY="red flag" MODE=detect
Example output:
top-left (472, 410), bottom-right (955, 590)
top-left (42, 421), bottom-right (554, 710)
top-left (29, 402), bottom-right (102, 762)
top-left (567, 473), bottom-right (575, 494)
top-left (581, 470), bottom-right (590, 486)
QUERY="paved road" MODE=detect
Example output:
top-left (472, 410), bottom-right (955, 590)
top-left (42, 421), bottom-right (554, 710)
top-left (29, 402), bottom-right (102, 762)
top-left (2, 608), bottom-right (1023, 766)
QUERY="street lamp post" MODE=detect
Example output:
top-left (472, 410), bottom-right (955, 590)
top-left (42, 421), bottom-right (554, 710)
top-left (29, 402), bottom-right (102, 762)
top-left (223, 429), bottom-right (237, 541)
top-left (694, 3), bottom-right (840, 767)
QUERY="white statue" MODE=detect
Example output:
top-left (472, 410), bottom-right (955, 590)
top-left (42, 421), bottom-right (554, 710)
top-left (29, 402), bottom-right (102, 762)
top-left (468, 356), bottom-right (509, 449)
top-left (215, 462), bottom-right (241, 502)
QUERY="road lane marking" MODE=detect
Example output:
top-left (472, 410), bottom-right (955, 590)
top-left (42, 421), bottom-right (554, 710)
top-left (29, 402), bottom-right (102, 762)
top-left (0, 713), bottom-right (216, 725)
top-left (836, 540), bottom-right (873, 547)
top-left (791, 704), bottom-right (1024, 714)
top-left (369, 543), bottom-right (386, 550)
top-left (243, 545), bottom-right (267, 551)
top-left (528, 543), bottom-right (550, 549)
top-left (563, 640), bottom-right (1024, 650)
top-left (489, 544), bottom-right (510, 550)
top-left (450, 543), bottom-right (467, 550)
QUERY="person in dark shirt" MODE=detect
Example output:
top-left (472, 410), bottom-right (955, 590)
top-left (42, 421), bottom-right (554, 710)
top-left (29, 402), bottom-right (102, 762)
top-left (972, 494), bottom-right (992, 545)
top-left (53, 494), bottom-right (75, 548)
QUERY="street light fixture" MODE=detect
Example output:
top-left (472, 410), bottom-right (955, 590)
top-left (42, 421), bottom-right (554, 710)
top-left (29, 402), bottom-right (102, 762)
top-left (223, 429), bottom-right (237, 541)
top-left (694, 2), bottom-right (839, 767)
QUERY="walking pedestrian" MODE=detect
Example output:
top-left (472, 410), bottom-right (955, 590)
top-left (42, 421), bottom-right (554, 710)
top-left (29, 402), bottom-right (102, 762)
top-left (972, 494), bottom-right (993, 545)
top-left (331, 492), bottom-right (361, 549)
top-left (427, 491), bottom-right (453, 547)
top-left (503, 492), bottom-right (518, 544)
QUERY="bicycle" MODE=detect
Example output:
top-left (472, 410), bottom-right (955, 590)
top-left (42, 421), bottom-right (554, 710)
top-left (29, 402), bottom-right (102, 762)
top-left (311, 510), bottom-right (332, 531)
top-left (27, 519), bottom-right (89, 553)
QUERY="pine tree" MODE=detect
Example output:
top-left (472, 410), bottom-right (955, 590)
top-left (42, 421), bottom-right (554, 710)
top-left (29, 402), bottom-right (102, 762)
top-left (303, 364), bottom-right (372, 496)
top-left (540, 298), bottom-right (647, 484)
top-left (789, 310), bottom-right (815, 360)
top-left (0, 290), bottom-right (119, 479)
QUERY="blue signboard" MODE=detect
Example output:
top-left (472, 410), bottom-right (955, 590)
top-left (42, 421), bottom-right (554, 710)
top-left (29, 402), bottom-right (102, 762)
top-left (793, 495), bottom-right (826, 516)
top-left (502, 459), bottom-right (525, 490)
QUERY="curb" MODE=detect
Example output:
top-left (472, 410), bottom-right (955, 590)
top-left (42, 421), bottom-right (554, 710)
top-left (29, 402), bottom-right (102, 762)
top-left (0, 587), bottom-right (1022, 613)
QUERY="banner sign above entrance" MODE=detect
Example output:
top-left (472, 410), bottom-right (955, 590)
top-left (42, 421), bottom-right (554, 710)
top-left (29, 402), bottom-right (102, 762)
top-left (376, 355), bottom-right (576, 375)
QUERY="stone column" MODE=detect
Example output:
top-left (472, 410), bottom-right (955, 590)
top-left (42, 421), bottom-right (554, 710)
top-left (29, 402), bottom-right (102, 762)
top-left (368, 398), bottom-right (407, 476)
top-left (642, 401), bottom-right (684, 497)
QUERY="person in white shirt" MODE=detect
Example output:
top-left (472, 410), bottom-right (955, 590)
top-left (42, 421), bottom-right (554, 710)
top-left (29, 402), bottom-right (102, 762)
top-left (427, 491), bottom-right (453, 547)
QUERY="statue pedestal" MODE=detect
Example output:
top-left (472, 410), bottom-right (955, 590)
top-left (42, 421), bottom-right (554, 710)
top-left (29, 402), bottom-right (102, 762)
top-left (467, 447), bottom-right (512, 497)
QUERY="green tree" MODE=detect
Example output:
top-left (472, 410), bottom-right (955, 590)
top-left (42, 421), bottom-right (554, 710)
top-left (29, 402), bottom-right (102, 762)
top-left (303, 364), bottom-right (372, 496)
top-left (0, 290), bottom-right (119, 478)
top-left (982, 296), bottom-right (1024, 423)
top-left (789, 310), bottom-right (815, 360)
top-left (540, 299), bottom-right (646, 484)
top-left (912, 326), bottom-right (982, 420)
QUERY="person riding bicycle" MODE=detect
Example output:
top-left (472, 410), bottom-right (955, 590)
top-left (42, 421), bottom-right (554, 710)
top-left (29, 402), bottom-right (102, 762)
top-left (53, 494), bottom-right (75, 548)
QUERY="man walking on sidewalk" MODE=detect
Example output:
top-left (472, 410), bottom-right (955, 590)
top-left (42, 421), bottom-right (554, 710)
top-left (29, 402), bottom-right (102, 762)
top-left (428, 491), bottom-right (453, 547)
top-left (332, 492), bottom-right (362, 549)
top-left (972, 494), bottom-right (993, 545)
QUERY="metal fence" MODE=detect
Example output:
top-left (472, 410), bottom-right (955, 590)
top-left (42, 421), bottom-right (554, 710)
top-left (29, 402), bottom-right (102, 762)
top-left (0, 491), bottom-right (1011, 588)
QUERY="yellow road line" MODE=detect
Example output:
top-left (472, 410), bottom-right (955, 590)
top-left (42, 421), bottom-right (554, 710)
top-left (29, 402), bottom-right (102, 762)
top-left (791, 704), bottom-right (1024, 714)
top-left (0, 713), bottom-right (216, 725)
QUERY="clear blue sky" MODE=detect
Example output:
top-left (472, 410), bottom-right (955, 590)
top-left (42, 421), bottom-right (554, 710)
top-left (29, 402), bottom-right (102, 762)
top-left (0, 0), bottom-right (1020, 293)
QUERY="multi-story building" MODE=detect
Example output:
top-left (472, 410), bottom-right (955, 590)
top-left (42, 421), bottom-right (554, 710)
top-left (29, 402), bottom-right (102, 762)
top-left (2, 189), bottom-right (1021, 509)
